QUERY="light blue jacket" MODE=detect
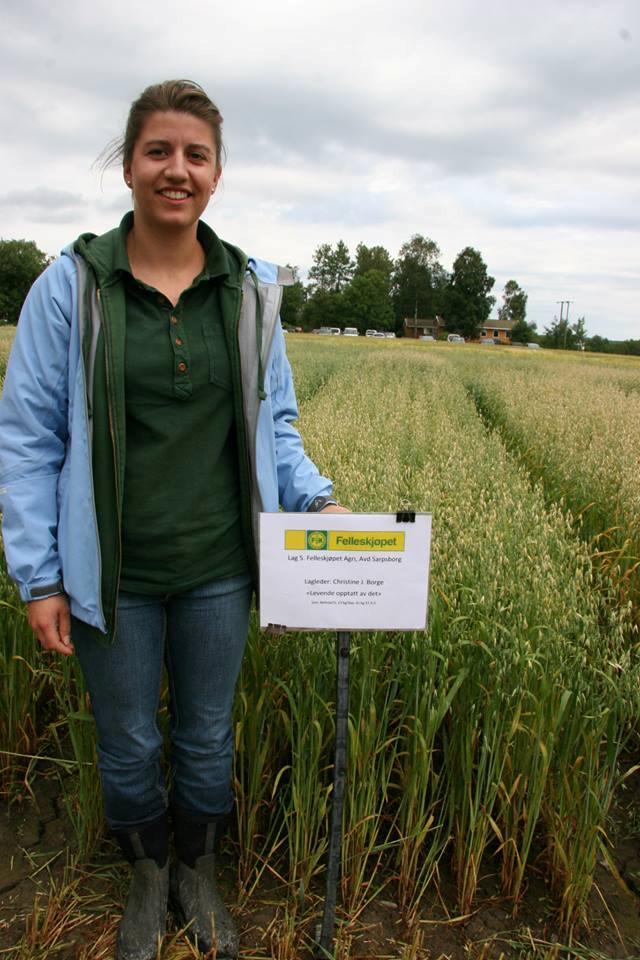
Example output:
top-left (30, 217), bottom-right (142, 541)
top-left (0, 244), bottom-right (332, 633)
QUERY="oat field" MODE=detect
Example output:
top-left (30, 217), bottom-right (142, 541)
top-left (1, 331), bottom-right (639, 958)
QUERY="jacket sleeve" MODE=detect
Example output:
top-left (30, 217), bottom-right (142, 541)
top-left (267, 321), bottom-right (333, 512)
top-left (0, 259), bottom-right (74, 601)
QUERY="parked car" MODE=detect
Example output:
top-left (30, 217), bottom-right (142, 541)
top-left (373, 331), bottom-right (386, 338)
top-left (384, 332), bottom-right (396, 339)
top-left (365, 329), bottom-right (377, 337)
top-left (447, 334), bottom-right (465, 344)
top-left (420, 335), bottom-right (435, 342)
top-left (527, 342), bottom-right (541, 349)
top-left (329, 327), bottom-right (341, 336)
top-left (317, 327), bottom-right (331, 335)
top-left (343, 327), bottom-right (359, 337)
top-left (480, 338), bottom-right (494, 346)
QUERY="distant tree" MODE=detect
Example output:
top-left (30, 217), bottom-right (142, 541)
top-left (391, 234), bottom-right (447, 330)
top-left (541, 316), bottom-right (575, 349)
top-left (354, 243), bottom-right (393, 283)
top-left (587, 335), bottom-right (610, 354)
top-left (499, 279), bottom-right (527, 323)
top-left (302, 288), bottom-right (347, 330)
top-left (281, 281), bottom-right (305, 328)
top-left (308, 240), bottom-right (354, 293)
top-left (0, 239), bottom-right (51, 324)
top-left (541, 315), bottom-right (587, 350)
top-left (444, 247), bottom-right (495, 340)
top-left (342, 270), bottom-right (394, 333)
top-left (573, 316), bottom-right (587, 350)
top-left (510, 317), bottom-right (538, 343)
top-left (280, 264), bottom-right (306, 329)
top-left (307, 243), bottom-right (333, 293)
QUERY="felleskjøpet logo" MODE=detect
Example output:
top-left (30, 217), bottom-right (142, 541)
top-left (284, 530), bottom-right (405, 552)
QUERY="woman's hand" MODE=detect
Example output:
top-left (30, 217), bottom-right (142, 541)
top-left (27, 595), bottom-right (74, 656)
top-left (318, 504), bottom-right (350, 514)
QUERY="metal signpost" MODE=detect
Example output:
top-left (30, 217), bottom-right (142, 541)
top-left (314, 629), bottom-right (351, 959)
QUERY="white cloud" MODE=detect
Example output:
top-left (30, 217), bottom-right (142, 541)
top-left (0, 0), bottom-right (638, 338)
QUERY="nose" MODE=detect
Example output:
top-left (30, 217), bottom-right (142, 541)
top-left (165, 150), bottom-right (188, 181)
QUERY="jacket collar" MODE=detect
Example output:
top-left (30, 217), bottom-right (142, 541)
top-left (72, 212), bottom-right (247, 289)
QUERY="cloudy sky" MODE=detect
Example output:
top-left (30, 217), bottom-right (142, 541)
top-left (1, 0), bottom-right (638, 339)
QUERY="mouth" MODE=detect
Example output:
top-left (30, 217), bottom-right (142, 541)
top-left (158, 189), bottom-right (191, 200)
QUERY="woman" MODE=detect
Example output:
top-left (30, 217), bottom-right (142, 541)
top-left (0, 80), bottom-right (345, 960)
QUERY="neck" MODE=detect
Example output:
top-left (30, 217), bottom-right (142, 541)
top-left (125, 219), bottom-right (206, 305)
top-left (127, 219), bottom-right (203, 273)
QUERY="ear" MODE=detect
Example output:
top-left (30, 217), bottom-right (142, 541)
top-left (123, 163), bottom-right (132, 189)
top-left (211, 167), bottom-right (222, 194)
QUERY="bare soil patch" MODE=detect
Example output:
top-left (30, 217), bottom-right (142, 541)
top-left (1, 775), bottom-right (640, 958)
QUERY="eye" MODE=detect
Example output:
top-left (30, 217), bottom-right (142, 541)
top-left (147, 147), bottom-right (166, 158)
top-left (189, 151), bottom-right (207, 162)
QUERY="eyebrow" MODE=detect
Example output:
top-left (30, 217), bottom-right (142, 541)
top-left (143, 139), bottom-right (213, 157)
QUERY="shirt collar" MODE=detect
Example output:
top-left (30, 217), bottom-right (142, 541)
top-left (114, 212), bottom-right (231, 282)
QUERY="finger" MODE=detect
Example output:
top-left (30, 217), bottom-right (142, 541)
top-left (48, 635), bottom-right (75, 657)
top-left (36, 619), bottom-right (60, 648)
top-left (35, 614), bottom-right (73, 656)
top-left (58, 603), bottom-right (74, 653)
top-left (38, 627), bottom-right (74, 657)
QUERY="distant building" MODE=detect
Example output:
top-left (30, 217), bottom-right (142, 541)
top-left (403, 315), bottom-right (445, 339)
top-left (478, 318), bottom-right (513, 343)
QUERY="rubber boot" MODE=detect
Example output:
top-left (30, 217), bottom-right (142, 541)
top-left (113, 812), bottom-right (170, 960)
top-left (170, 810), bottom-right (238, 959)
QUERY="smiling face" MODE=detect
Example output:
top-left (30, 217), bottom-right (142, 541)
top-left (123, 110), bottom-right (221, 235)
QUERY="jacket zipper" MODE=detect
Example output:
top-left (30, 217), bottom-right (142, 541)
top-left (99, 286), bottom-right (123, 639)
top-left (84, 284), bottom-right (106, 630)
top-left (233, 287), bottom-right (260, 584)
top-left (237, 277), bottom-right (283, 584)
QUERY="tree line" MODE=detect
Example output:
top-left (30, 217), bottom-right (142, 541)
top-left (538, 314), bottom-right (640, 355)
top-left (0, 239), bottom-right (52, 325)
top-left (1, 237), bottom-right (636, 355)
top-left (281, 235), bottom-right (534, 342)
top-left (281, 237), bottom-right (637, 352)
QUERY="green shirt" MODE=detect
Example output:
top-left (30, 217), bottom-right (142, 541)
top-left (113, 216), bottom-right (248, 593)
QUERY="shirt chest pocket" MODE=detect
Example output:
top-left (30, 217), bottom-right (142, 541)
top-left (202, 322), bottom-right (233, 392)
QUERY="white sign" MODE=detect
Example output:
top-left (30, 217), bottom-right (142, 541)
top-left (259, 512), bottom-right (431, 631)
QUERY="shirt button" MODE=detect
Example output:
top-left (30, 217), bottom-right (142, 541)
top-left (170, 316), bottom-right (178, 325)
top-left (175, 337), bottom-right (183, 346)
top-left (178, 362), bottom-right (188, 373)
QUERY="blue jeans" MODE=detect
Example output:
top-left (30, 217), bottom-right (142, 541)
top-left (72, 573), bottom-right (252, 831)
